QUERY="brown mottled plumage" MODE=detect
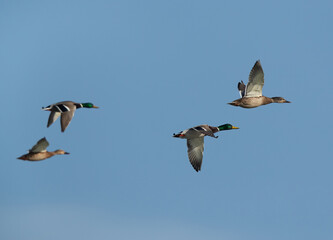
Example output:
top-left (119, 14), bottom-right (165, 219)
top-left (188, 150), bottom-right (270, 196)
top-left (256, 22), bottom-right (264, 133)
top-left (17, 137), bottom-right (69, 161)
top-left (228, 60), bottom-right (290, 108)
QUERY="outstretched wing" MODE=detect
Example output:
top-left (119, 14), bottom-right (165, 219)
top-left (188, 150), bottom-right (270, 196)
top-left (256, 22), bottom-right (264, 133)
top-left (238, 80), bottom-right (246, 98)
top-left (245, 60), bottom-right (264, 97)
top-left (187, 137), bottom-right (204, 172)
top-left (47, 111), bottom-right (61, 127)
top-left (60, 111), bottom-right (75, 132)
top-left (29, 137), bottom-right (49, 153)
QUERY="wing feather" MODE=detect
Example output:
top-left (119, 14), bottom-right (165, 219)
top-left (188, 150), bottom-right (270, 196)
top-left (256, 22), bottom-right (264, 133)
top-left (60, 111), bottom-right (75, 132)
top-left (187, 137), bottom-right (204, 172)
top-left (238, 80), bottom-right (246, 98)
top-left (47, 111), bottom-right (61, 128)
top-left (245, 60), bottom-right (264, 97)
top-left (29, 137), bottom-right (49, 153)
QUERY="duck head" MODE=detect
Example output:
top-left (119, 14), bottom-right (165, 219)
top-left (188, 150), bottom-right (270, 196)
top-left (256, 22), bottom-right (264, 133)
top-left (82, 103), bottom-right (99, 108)
top-left (54, 150), bottom-right (70, 155)
top-left (271, 97), bottom-right (291, 103)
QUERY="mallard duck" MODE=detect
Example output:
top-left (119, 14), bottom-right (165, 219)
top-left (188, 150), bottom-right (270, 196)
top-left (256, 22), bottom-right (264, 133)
top-left (228, 60), bottom-right (290, 108)
top-left (42, 101), bottom-right (99, 132)
top-left (173, 124), bottom-right (239, 172)
top-left (17, 137), bottom-right (69, 161)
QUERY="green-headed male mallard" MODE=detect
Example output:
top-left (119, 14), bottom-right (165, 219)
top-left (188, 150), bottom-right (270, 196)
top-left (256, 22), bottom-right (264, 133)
top-left (17, 137), bottom-right (69, 161)
top-left (42, 101), bottom-right (99, 132)
top-left (228, 60), bottom-right (290, 108)
top-left (173, 124), bottom-right (239, 172)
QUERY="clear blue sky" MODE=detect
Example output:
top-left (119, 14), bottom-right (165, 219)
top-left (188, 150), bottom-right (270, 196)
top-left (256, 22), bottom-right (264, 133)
top-left (1, 0), bottom-right (332, 239)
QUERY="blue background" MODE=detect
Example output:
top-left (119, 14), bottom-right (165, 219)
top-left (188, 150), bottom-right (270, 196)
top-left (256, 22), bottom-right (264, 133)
top-left (1, 1), bottom-right (332, 239)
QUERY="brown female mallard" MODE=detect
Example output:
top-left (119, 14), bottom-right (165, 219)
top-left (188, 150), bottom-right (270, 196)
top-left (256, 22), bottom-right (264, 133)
top-left (17, 137), bottom-right (69, 161)
top-left (228, 60), bottom-right (290, 108)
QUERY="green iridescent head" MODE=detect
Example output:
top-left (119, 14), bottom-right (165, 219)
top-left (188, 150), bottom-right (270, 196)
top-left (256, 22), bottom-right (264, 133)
top-left (218, 124), bottom-right (239, 131)
top-left (82, 102), bottom-right (99, 108)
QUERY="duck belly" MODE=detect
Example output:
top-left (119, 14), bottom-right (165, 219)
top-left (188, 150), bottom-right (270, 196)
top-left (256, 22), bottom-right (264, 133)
top-left (29, 154), bottom-right (49, 161)
top-left (21, 153), bottom-right (49, 161)
top-left (240, 97), bottom-right (268, 108)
